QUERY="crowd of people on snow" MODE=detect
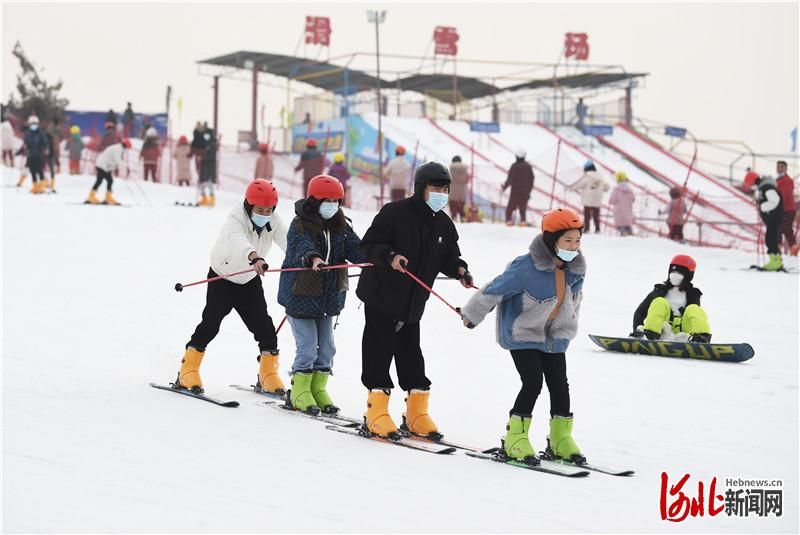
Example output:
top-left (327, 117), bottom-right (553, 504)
top-left (2, 106), bottom-right (798, 264)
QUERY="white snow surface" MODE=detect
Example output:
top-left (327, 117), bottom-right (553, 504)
top-left (2, 167), bottom-right (798, 533)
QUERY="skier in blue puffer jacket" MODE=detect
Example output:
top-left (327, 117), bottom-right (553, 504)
top-left (278, 174), bottom-right (366, 416)
top-left (461, 207), bottom-right (587, 466)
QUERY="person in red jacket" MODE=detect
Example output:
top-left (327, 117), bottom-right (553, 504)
top-left (775, 160), bottom-right (797, 256)
top-left (294, 139), bottom-right (325, 197)
top-left (502, 149), bottom-right (535, 226)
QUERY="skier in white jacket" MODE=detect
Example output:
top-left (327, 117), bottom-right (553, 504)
top-left (567, 161), bottom-right (609, 233)
top-left (176, 179), bottom-right (290, 395)
top-left (86, 138), bottom-right (131, 205)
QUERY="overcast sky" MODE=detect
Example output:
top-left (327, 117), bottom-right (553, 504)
top-left (2, 1), bottom-right (798, 156)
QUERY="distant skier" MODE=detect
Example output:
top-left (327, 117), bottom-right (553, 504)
top-left (661, 187), bottom-right (688, 241)
top-left (1, 113), bottom-right (14, 166)
top-left (502, 149), bottom-right (535, 226)
top-left (190, 121), bottom-right (207, 174)
top-left (744, 171), bottom-right (785, 271)
top-left (608, 171), bottom-right (635, 236)
top-left (66, 125), bottom-right (84, 175)
top-left (140, 128), bottom-right (161, 182)
top-left (448, 155), bottom-right (470, 222)
top-left (198, 130), bottom-right (218, 206)
top-left (20, 115), bottom-right (49, 194)
top-left (174, 135), bottom-right (192, 186)
top-left (384, 145), bottom-right (411, 202)
top-left (775, 160), bottom-right (797, 256)
top-left (277, 175), bottom-right (366, 414)
top-left (86, 138), bottom-right (131, 205)
top-left (460, 208), bottom-right (587, 465)
top-left (356, 162), bottom-right (473, 439)
top-left (629, 254), bottom-right (712, 342)
top-left (295, 139), bottom-right (325, 197)
top-left (567, 161), bottom-right (608, 233)
top-left (174, 179), bottom-right (289, 394)
top-left (327, 153), bottom-right (351, 206)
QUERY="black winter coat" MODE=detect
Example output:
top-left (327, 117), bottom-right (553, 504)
top-left (632, 282), bottom-right (702, 331)
top-left (23, 128), bottom-right (49, 158)
top-left (756, 181), bottom-right (784, 223)
top-left (356, 193), bottom-right (468, 323)
top-left (199, 139), bottom-right (217, 183)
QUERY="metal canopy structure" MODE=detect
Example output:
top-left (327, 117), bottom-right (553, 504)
top-left (393, 74), bottom-right (498, 101)
top-left (198, 50), bottom-right (392, 94)
top-left (502, 71), bottom-right (647, 92)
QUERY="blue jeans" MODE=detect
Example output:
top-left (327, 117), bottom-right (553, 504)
top-left (288, 316), bottom-right (336, 374)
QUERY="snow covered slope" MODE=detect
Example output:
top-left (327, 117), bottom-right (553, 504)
top-left (2, 167), bottom-right (798, 532)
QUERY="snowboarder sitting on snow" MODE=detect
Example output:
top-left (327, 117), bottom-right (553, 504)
top-left (175, 179), bottom-right (289, 394)
top-left (630, 254), bottom-right (712, 343)
top-left (277, 175), bottom-right (366, 415)
top-left (460, 207), bottom-right (587, 465)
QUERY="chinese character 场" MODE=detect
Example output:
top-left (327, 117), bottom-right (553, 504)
top-left (660, 472), bottom-right (724, 522)
top-left (564, 32), bottom-right (590, 61)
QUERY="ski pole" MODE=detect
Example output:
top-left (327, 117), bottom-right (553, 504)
top-left (399, 262), bottom-right (470, 317)
top-left (174, 262), bottom-right (373, 292)
top-left (275, 315), bottom-right (288, 334)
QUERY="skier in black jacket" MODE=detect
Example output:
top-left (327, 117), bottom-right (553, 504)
top-left (744, 171), bottom-right (785, 271)
top-left (630, 254), bottom-right (711, 343)
top-left (356, 161), bottom-right (473, 439)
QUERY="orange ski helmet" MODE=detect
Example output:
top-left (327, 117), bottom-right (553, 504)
top-left (307, 174), bottom-right (345, 200)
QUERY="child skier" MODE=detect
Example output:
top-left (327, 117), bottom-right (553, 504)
top-left (277, 174), bottom-right (366, 414)
top-left (175, 179), bottom-right (289, 394)
top-left (67, 125), bottom-right (84, 175)
top-left (174, 136), bottom-right (192, 186)
top-left (608, 171), bottom-right (635, 236)
top-left (327, 153), bottom-right (351, 206)
top-left (86, 138), bottom-right (131, 205)
top-left (629, 254), bottom-right (712, 343)
top-left (662, 187), bottom-right (687, 241)
top-left (460, 207), bottom-right (587, 465)
top-left (744, 171), bottom-right (785, 271)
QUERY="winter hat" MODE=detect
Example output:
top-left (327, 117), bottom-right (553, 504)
top-left (452, 155), bottom-right (462, 163)
top-left (583, 160), bottom-right (596, 171)
top-left (259, 143), bottom-right (269, 154)
top-left (413, 161), bottom-right (451, 196)
top-left (615, 171), bottom-right (628, 183)
top-left (669, 187), bottom-right (682, 199)
top-left (515, 148), bottom-right (526, 159)
top-left (28, 115), bottom-right (39, 125)
top-left (178, 135), bottom-right (188, 145)
top-left (70, 125), bottom-right (80, 135)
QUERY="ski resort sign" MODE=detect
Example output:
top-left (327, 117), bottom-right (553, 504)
top-left (434, 26), bottom-right (459, 56)
top-left (469, 121), bottom-right (500, 133)
top-left (564, 32), bottom-right (590, 61)
top-left (582, 124), bottom-right (613, 137)
top-left (305, 16), bottom-right (331, 46)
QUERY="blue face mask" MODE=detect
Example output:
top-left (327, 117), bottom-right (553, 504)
top-left (29, 124), bottom-right (38, 131)
top-left (426, 191), bottom-right (449, 212)
top-left (319, 201), bottom-right (339, 220)
top-left (556, 247), bottom-right (579, 262)
top-left (251, 213), bottom-right (271, 228)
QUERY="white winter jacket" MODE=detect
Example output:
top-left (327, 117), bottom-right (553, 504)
top-left (384, 156), bottom-right (411, 190)
top-left (210, 205), bottom-right (288, 285)
top-left (1, 120), bottom-right (15, 150)
top-left (95, 143), bottom-right (124, 172)
top-left (569, 170), bottom-right (609, 208)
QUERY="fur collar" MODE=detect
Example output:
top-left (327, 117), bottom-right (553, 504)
top-left (529, 235), bottom-right (586, 275)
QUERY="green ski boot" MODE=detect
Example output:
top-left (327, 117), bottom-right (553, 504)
top-left (311, 370), bottom-right (339, 415)
top-left (288, 372), bottom-right (319, 414)
top-left (502, 413), bottom-right (538, 464)
top-left (545, 414), bottom-right (586, 463)
top-left (761, 254), bottom-right (784, 272)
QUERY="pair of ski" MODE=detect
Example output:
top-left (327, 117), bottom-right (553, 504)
top-left (151, 382), bottom-right (633, 478)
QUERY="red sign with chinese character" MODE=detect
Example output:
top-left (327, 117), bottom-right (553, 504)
top-left (564, 32), bottom-right (589, 61)
top-left (434, 26), bottom-right (459, 56)
top-left (305, 16), bottom-right (332, 46)
top-left (660, 472), bottom-right (725, 522)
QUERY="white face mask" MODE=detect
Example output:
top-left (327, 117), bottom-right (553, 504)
top-left (555, 247), bottom-right (579, 262)
top-left (668, 272), bottom-right (685, 286)
top-left (319, 201), bottom-right (339, 220)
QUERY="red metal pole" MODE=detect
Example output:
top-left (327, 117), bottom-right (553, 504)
top-left (549, 139), bottom-right (561, 210)
top-left (470, 142), bottom-right (475, 205)
top-left (252, 66), bottom-right (258, 142)
top-left (213, 76), bottom-right (219, 135)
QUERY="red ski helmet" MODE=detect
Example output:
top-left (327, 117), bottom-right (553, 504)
top-left (307, 174), bottom-right (345, 200)
top-left (121, 138), bottom-right (132, 149)
top-left (395, 145), bottom-right (406, 156)
top-left (245, 179), bottom-right (279, 207)
top-left (178, 135), bottom-right (188, 145)
top-left (670, 254), bottom-right (696, 272)
top-left (306, 138), bottom-right (317, 148)
top-left (743, 171), bottom-right (760, 190)
top-left (259, 143), bottom-right (269, 154)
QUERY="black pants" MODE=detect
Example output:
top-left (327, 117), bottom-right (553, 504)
top-left (584, 206), bottom-right (601, 232)
top-left (505, 196), bottom-right (528, 223)
top-left (361, 305), bottom-right (431, 391)
top-left (669, 224), bottom-right (684, 241)
top-left (764, 216), bottom-right (782, 255)
top-left (510, 349), bottom-right (570, 417)
top-left (48, 154), bottom-right (56, 178)
top-left (92, 168), bottom-right (114, 192)
top-left (187, 268), bottom-right (278, 352)
top-left (27, 155), bottom-right (44, 182)
top-left (780, 210), bottom-right (797, 248)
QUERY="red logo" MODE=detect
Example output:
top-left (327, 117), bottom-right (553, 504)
top-left (564, 32), bottom-right (590, 61)
top-left (434, 26), bottom-right (459, 56)
top-left (660, 472), bottom-right (725, 522)
top-left (305, 16), bottom-right (332, 46)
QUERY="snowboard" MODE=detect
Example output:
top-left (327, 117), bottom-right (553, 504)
top-left (588, 334), bottom-right (754, 363)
